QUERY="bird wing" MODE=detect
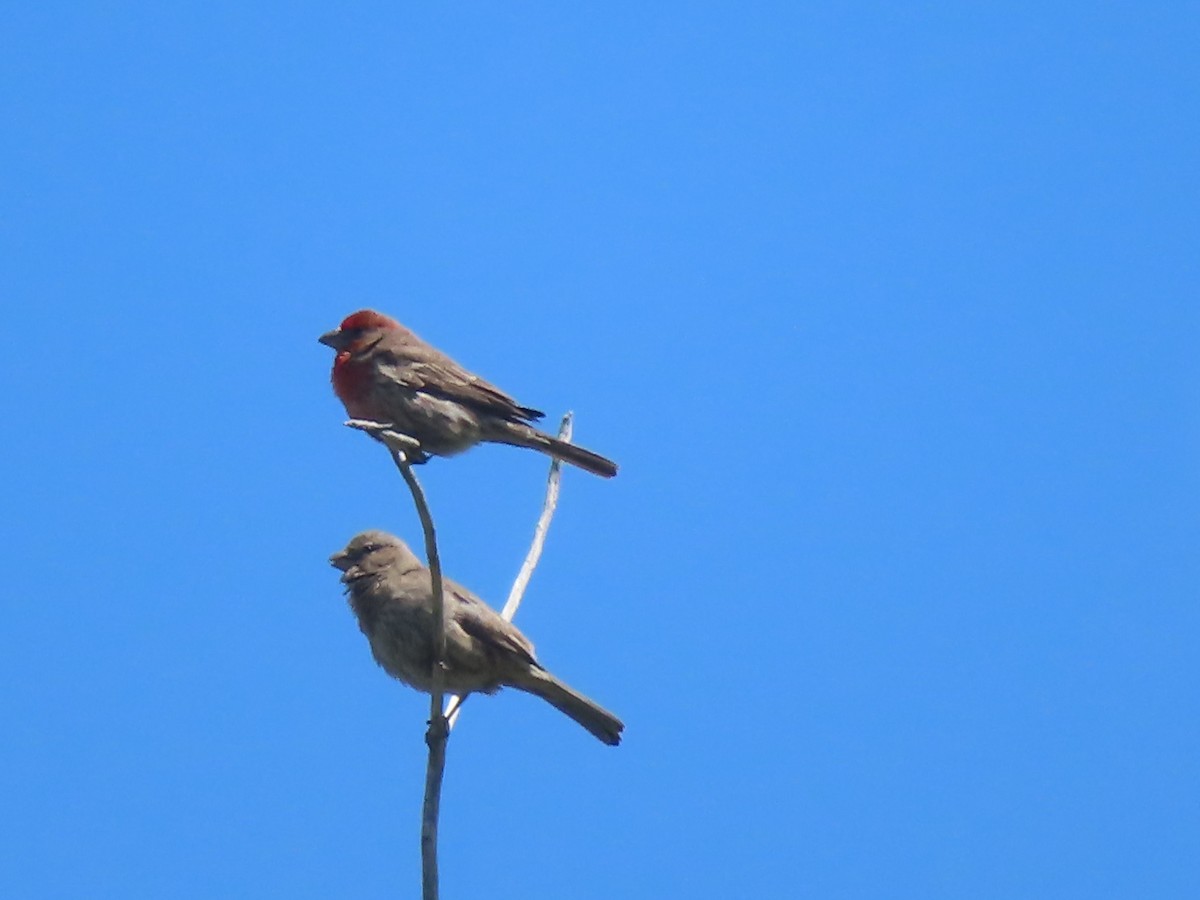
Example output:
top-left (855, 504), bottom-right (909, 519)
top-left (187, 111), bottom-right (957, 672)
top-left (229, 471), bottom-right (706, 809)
top-left (447, 582), bottom-right (538, 666)
top-left (374, 351), bottom-right (545, 423)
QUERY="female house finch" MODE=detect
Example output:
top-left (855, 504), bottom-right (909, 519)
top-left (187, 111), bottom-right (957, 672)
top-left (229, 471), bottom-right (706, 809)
top-left (331, 530), bottom-right (624, 746)
top-left (319, 310), bottom-right (619, 478)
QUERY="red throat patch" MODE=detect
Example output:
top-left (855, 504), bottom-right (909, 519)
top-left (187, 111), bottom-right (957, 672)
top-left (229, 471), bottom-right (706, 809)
top-left (331, 350), bottom-right (378, 418)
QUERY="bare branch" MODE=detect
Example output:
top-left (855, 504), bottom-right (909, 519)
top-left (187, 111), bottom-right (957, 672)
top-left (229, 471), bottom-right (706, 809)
top-left (344, 420), bottom-right (447, 900)
top-left (502, 412), bottom-right (573, 621)
top-left (444, 412), bottom-right (573, 730)
top-left (393, 457), bottom-right (447, 900)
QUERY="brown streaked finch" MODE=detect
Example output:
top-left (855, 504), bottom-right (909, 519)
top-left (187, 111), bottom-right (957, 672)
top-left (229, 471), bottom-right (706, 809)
top-left (318, 310), bottom-right (618, 477)
top-left (331, 530), bottom-right (624, 746)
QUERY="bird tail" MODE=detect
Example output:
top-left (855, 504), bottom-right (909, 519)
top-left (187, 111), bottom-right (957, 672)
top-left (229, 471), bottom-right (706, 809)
top-left (513, 668), bottom-right (624, 746)
top-left (490, 423), bottom-right (619, 478)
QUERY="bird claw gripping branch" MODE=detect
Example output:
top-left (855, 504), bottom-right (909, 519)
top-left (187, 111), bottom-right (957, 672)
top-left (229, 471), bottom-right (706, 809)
top-left (344, 419), bottom-right (432, 464)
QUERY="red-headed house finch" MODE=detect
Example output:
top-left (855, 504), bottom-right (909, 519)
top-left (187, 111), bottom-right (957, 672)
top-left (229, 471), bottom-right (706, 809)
top-left (331, 530), bottom-right (624, 746)
top-left (318, 310), bottom-right (618, 478)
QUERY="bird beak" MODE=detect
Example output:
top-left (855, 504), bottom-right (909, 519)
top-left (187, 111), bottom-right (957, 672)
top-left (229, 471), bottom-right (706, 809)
top-left (318, 328), bottom-right (344, 349)
top-left (329, 550), bottom-right (351, 570)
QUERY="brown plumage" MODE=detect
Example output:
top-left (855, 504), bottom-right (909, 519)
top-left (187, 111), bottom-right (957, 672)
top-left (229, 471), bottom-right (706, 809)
top-left (330, 530), bottom-right (624, 746)
top-left (319, 310), bottom-right (618, 477)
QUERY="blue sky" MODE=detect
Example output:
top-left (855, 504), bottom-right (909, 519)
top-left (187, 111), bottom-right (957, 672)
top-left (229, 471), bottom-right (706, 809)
top-left (2, 3), bottom-right (1197, 897)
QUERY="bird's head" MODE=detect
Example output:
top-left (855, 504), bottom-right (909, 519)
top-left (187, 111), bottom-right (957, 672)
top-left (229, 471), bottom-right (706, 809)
top-left (330, 530), bottom-right (420, 581)
top-left (318, 309), bottom-right (399, 352)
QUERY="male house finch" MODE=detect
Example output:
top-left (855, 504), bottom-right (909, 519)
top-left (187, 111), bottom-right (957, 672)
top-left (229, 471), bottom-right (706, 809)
top-left (319, 310), bottom-right (618, 478)
top-left (331, 530), bottom-right (624, 746)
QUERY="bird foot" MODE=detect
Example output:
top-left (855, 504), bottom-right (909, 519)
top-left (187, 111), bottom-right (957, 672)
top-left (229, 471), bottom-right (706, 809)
top-left (425, 714), bottom-right (449, 746)
top-left (344, 420), bottom-right (430, 463)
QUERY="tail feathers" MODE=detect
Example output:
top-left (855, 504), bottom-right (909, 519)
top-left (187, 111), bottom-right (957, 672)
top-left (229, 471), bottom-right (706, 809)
top-left (540, 435), bottom-right (619, 478)
top-left (515, 669), bottom-right (624, 746)
top-left (489, 423), bottom-right (618, 478)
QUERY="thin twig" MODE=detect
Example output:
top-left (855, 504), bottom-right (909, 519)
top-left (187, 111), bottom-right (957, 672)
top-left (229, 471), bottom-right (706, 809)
top-left (393, 456), bottom-right (447, 900)
top-left (444, 412), bottom-right (574, 730)
top-left (344, 420), bottom-right (447, 900)
top-left (502, 412), bottom-right (572, 621)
